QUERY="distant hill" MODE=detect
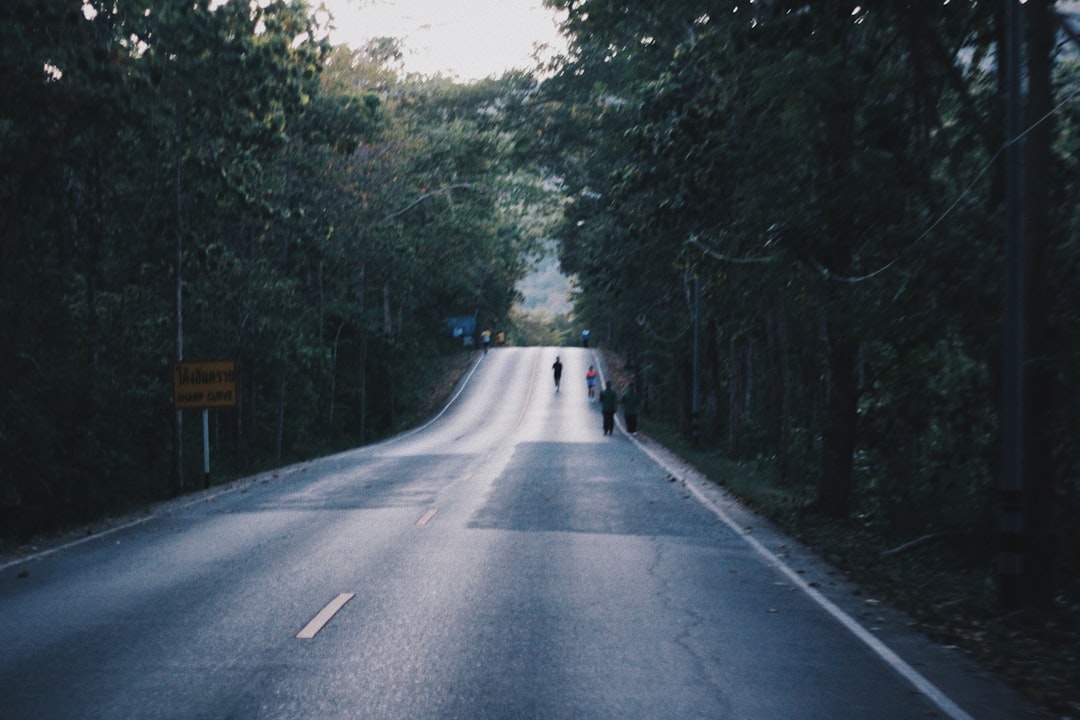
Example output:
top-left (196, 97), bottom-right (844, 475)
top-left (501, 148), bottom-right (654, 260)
top-left (516, 251), bottom-right (572, 315)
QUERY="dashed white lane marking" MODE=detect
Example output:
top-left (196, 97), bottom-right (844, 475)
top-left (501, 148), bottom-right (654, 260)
top-left (296, 593), bottom-right (355, 640)
top-left (416, 509), bottom-right (438, 526)
top-left (630, 438), bottom-right (975, 720)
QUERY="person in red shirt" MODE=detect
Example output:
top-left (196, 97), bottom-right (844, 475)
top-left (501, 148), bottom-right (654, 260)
top-left (586, 365), bottom-right (598, 400)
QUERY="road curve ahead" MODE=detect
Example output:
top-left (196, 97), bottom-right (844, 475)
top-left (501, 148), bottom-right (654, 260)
top-left (0, 347), bottom-right (1045, 719)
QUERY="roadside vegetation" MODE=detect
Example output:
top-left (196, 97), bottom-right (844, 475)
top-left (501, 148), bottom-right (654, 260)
top-left (530, 6), bottom-right (1080, 702)
top-left (639, 415), bottom-right (1079, 716)
top-left (1, 0), bottom-right (553, 539)
top-left (4, 2), bottom-right (1079, 714)
top-left (535, 3), bottom-right (1080, 711)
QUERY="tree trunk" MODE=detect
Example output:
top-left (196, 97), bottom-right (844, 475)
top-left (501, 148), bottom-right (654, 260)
top-left (359, 335), bottom-right (368, 444)
top-left (70, 166), bottom-right (103, 374)
top-left (704, 318), bottom-right (722, 444)
top-left (744, 339), bottom-right (753, 423)
top-left (766, 304), bottom-right (793, 481)
top-left (728, 335), bottom-right (740, 456)
top-left (317, 261), bottom-right (325, 347)
top-left (818, 329), bottom-right (859, 517)
top-left (383, 280), bottom-right (393, 336)
top-left (171, 156), bottom-right (185, 496)
top-left (246, 364), bottom-right (258, 460)
top-left (275, 375), bottom-right (286, 463)
top-left (329, 321), bottom-right (344, 436)
top-left (235, 361), bottom-right (245, 473)
top-left (814, 10), bottom-right (860, 518)
top-left (357, 260), bottom-right (368, 444)
top-left (1021, 0), bottom-right (1055, 610)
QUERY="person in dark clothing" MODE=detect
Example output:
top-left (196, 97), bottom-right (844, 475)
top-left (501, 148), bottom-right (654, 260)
top-left (552, 357), bottom-right (563, 391)
top-left (622, 383), bottom-right (640, 434)
top-left (599, 380), bottom-right (618, 435)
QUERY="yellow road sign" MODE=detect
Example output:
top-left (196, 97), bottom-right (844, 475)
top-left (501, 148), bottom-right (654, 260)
top-left (172, 360), bottom-right (237, 409)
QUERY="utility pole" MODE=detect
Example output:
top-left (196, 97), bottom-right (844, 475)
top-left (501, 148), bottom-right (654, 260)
top-left (1001, 0), bottom-right (1060, 613)
top-left (172, 154), bottom-right (185, 497)
top-left (1000, 0), bottom-right (1026, 611)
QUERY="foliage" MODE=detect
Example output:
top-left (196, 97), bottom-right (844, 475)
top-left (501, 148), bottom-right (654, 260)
top-left (508, 306), bottom-right (576, 347)
top-left (0, 0), bottom-right (548, 540)
top-left (529, 0), bottom-right (1079, 608)
top-left (641, 411), bottom-right (1080, 717)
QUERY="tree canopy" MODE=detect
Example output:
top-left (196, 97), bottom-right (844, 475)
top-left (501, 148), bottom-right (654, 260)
top-left (3, 0), bottom-right (1079, 619)
top-left (0, 0), bottom-right (546, 537)
top-left (526, 0), bottom-right (1079, 611)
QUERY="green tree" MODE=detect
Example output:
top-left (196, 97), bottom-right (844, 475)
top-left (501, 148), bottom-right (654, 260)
top-left (532, 0), bottom-right (1013, 527)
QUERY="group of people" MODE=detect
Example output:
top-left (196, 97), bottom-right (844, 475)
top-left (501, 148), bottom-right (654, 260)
top-left (551, 356), bottom-right (640, 436)
top-left (600, 377), bottom-right (641, 435)
top-left (480, 329), bottom-right (505, 353)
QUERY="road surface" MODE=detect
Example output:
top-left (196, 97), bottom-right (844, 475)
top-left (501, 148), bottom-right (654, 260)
top-left (0, 347), bottom-right (1047, 719)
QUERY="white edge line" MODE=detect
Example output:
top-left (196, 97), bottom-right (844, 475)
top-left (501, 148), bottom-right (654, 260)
top-left (0, 514), bottom-right (156, 573)
top-left (296, 592), bottom-right (355, 640)
top-left (371, 352), bottom-right (486, 444)
top-left (0, 486), bottom-right (242, 574)
top-left (631, 438), bottom-right (975, 720)
top-left (0, 350), bottom-right (971, 718)
top-left (1, 355), bottom-right (490, 574)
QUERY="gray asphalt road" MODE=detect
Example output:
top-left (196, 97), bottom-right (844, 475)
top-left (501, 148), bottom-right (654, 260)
top-left (0, 347), bottom-right (1047, 719)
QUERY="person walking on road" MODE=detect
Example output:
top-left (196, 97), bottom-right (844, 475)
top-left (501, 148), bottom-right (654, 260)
top-left (552, 356), bottom-right (563, 392)
top-left (622, 382), bottom-right (641, 434)
top-left (599, 380), bottom-right (618, 435)
top-left (586, 365), bottom-right (598, 400)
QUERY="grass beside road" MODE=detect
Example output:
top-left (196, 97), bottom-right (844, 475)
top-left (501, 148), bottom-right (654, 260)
top-left (638, 417), bottom-right (1079, 718)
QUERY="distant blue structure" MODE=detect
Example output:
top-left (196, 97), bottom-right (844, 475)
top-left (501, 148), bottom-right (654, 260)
top-left (445, 316), bottom-right (477, 346)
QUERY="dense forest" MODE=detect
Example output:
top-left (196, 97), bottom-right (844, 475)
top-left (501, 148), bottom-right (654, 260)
top-left (3, 0), bottom-right (1079, 624)
top-left (1, 0), bottom-right (550, 539)
top-left (531, 0), bottom-right (1080, 616)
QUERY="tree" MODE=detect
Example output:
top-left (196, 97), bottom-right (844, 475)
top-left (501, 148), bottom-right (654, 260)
top-left (533, 0), bottom-right (1015, 527)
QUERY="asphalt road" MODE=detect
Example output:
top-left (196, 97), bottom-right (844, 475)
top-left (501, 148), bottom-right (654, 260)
top-left (0, 347), bottom-right (1048, 719)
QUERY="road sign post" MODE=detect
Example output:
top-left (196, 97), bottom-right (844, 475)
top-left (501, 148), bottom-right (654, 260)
top-left (172, 360), bottom-right (237, 488)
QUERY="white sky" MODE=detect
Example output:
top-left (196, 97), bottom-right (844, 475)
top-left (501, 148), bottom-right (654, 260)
top-left (319, 0), bottom-right (567, 81)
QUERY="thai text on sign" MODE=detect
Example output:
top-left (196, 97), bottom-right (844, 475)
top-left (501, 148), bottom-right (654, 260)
top-left (172, 360), bottom-right (237, 409)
